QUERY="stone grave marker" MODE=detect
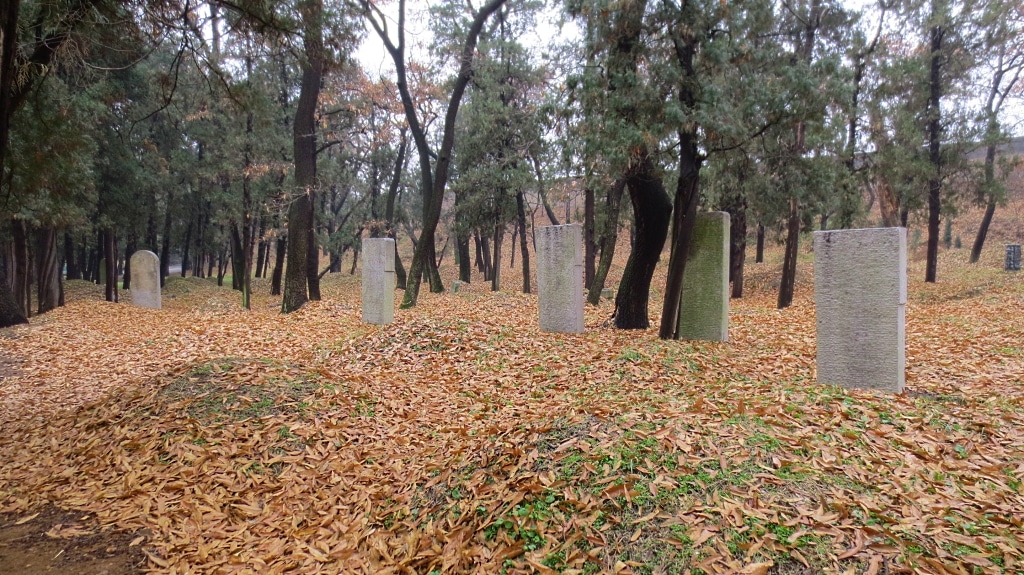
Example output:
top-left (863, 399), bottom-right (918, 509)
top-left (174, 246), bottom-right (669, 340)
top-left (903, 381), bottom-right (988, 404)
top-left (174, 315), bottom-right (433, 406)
top-left (1006, 244), bottom-right (1022, 271)
top-left (451, 280), bottom-right (465, 294)
top-left (361, 238), bottom-right (396, 324)
top-left (536, 224), bottom-right (584, 333)
top-left (677, 212), bottom-right (730, 342)
top-left (814, 227), bottom-right (906, 393)
top-left (129, 250), bottom-right (161, 309)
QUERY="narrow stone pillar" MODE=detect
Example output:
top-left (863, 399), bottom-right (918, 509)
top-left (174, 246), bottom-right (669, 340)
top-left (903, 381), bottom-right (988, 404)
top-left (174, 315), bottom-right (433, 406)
top-left (814, 227), bottom-right (907, 393)
top-left (129, 250), bottom-right (161, 309)
top-left (677, 212), bottom-right (730, 342)
top-left (1006, 244), bottom-right (1022, 271)
top-left (536, 224), bottom-right (584, 333)
top-left (361, 238), bottom-right (396, 324)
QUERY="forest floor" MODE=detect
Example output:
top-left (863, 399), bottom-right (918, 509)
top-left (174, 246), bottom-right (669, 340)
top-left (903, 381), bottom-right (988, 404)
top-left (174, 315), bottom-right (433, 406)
top-left (0, 228), bottom-right (1022, 574)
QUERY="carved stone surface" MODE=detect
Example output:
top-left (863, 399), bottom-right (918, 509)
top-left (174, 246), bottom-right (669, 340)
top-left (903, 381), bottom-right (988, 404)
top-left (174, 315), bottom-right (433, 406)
top-left (814, 227), bottom-right (907, 393)
top-left (536, 224), bottom-right (584, 333)
top-left (677, 212), bottom-right (730, 342)
top-left (1006, 244), bottom-right (1022, 271)
top-left (361, 238), bottom-right (396, 324)
top-left (129, 250), bottom-right (161, 309)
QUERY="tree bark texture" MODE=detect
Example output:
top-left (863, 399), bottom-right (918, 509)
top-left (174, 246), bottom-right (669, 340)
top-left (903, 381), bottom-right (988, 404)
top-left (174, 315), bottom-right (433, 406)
top-left (584, 187), bottom-right (596, 288)
top-left (777, 198), bottom-right (800, 309)
top-left (283, 0), bottom-right (323, 313)
top-left (925, 22), bottom-right (944, 283)
top-left (587, 178), bottom-right (626, 306)
top-left (516, 190), bottom-right (531, 294)
top-left (34, 228), bottom-right (59, 314)
top-left (616, 154), bottom-right (672, 329)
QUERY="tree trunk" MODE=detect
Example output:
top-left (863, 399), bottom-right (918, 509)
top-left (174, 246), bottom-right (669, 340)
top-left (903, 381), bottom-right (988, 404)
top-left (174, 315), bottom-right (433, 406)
top-left (12, 221), bottom-right (30, 315)
top-left (616, 154), bottom-right (672, 329)
top-left (34, 228), bottom-right (59, 314)
top-left (230, 224), bottom-right (245, 291)
top-left (658, 126), bottom-right (701, 338)
top-left (0, 268), bottom-right (27, 327)
top-left (970, 197), bottom-right (996, 264)
top-left (104, 230), bottom-right (118, 303)
top-left (777, 198), bottom-right (800, 309)
top-left (383, 0), bottom-right (507, 308)
top-left (516, 190), bottom-right (531, 294)
top-left (587, 178), bottom-right (626, 306)
top-left (123, 235), bottom-right (137, 291)
top-left (490, 223), bottom-right (503, 292)
top-left (584, 187), bottom-right (596, 288)
top-left (181, 219), bottom-right (193, 278)
top-left (271, 237), bottom-right (286, 296)
top-left (283, 0), bottom-right (324, 313)
top-left (756, 223), bottom-right (764, 263)
top-left (479, 234), bottom-right (492, 282)
top-left (64, 233), bottom-right (80, 280)
top-left (457, 233), bottom-right (471, 283)
top-left (160, 189), bottom-right (173, 288)
top-left (925, 21), bottom-right (944, 284)
top-left (726, 197), bottom-right (747, 299)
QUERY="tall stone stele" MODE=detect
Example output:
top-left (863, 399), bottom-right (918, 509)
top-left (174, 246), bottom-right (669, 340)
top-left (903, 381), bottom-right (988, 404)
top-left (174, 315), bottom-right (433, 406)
top-left (814, 227), bottom-right (907, 393)
top-left (536, 224), bottom-right (584, 333)
top-left (361, 238), bottom-right (396, 325)
top-left (1006, 244), bottom-right (1022, 271)
top-left (129, 250), bottom-right (162, 309)
top-left (677, 212), bottom-right (730, 342)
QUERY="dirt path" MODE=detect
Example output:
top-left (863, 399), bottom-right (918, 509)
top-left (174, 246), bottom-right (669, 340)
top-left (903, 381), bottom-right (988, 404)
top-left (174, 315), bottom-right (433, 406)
top-left (0, 506), bottom-right (147, 575)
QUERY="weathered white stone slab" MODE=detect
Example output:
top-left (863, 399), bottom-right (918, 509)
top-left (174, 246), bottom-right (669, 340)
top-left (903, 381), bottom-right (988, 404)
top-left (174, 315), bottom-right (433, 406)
top-left (677, 212), bottom-right (730, 342)
top-left (130, 250), bottom-right (161, 309)
top-left (536, 224), bottom-right (584, 333)
top-left (814, 227), bottom-right (906, 393)
top-left (1006, 244), bottom-right (1021, 271)
top-left (361, 238), bottom-right (396, 324)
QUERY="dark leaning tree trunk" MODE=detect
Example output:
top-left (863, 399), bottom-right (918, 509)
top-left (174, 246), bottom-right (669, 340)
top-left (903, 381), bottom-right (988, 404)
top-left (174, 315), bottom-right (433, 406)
top-left (615, 154), bottom-right (672, 329)
top-left (516, 190), bottom-right (530, 294)
top-left (925, 21), bottom-right (944, 283)
top-left (282, 0), bottom-right (323, 313)
top-left (971, 196), bottom-right (996, 264)
top-left (777, 198), bottom-right (800, 309)
top-left (365, 0), bottom-right (508, 308)
top-left (587, 178), bottom-right (626, 306)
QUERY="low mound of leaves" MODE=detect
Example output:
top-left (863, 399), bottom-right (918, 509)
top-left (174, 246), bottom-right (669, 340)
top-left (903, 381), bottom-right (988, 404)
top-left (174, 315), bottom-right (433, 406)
top-left (0, 246), bottom-right (1022, 574)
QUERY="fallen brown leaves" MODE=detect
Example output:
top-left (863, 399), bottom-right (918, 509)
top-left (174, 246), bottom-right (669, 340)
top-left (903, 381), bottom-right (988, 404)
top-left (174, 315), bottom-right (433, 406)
top-left (0, 247), bottom-right (1022, 574)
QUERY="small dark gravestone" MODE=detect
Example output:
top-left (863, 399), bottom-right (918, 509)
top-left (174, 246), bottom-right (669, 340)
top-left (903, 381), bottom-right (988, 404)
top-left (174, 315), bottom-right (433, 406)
top-left (1006, 244), bottom-right (1022, 272)
top-left (451, 280), bottom-right (465, 294)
